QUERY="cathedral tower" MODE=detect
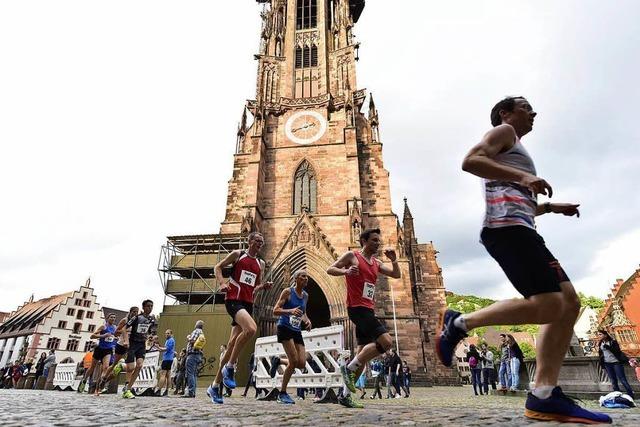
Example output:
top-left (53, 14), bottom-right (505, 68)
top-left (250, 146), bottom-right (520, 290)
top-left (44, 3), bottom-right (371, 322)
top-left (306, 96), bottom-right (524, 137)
top-left (161, 0), bottom-right (457, 385)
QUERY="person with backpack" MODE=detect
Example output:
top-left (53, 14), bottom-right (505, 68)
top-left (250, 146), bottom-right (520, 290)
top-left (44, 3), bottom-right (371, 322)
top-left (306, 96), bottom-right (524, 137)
top-left (598, 330), bottom-right (634, 399)
top-left (184, 320), bottom-right (205, 398)
top-left (467, 344), bottom-right (483, 395)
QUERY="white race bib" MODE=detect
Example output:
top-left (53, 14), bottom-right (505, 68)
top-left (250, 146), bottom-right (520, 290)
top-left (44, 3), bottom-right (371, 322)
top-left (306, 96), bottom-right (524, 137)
top-left (105, 336), bottom-right (115, 343)
top-left (290, 315), bottom-right (302, 329)
top-left (362, 282), bottom-right (375, 300)
top-left (136, 323), bottom-right (150, 334)
top-left (239, 270), bottom-right (257, 287)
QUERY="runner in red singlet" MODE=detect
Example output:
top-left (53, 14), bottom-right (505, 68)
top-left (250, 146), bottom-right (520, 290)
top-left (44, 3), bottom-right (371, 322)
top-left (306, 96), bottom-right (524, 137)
top-left (327, 228), bottom-right (400, 408)
top-left (206, 231), bottom-right (272, 404)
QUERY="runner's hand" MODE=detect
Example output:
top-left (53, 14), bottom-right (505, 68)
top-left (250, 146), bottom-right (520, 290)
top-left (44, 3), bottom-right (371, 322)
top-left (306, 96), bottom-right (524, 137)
top-left (520, 174), bottom-right (553, 197)
top-left (305, 320), bottom-right (312, 331)
top-left (383, 249), bottom-right (397, 262)
top-left (551, 203), bottom-right (580, 217)
top-left (291, 307), bottom-right (303, 317)
top-left (345, 265), bottom-right (359, 276)
top-left (218, 281), bottom-right (229, 292)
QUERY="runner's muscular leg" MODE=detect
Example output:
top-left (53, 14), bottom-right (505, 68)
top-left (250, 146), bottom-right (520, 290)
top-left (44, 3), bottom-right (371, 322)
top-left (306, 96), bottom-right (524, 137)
top-left (226, 310), bottom-right (257, 365)
top-left (212, 325), bottom-right (242, 385)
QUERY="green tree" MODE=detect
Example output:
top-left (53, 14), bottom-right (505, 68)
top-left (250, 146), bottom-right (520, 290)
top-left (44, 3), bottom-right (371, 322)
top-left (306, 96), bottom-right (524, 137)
top-left (578, 292), bottom-right (604, 310)
top-left (519, 342), bottom-right (536, 359)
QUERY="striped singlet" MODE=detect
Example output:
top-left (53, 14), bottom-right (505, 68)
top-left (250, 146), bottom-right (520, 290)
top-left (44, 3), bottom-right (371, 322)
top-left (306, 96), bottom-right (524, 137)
top-left (483, 137), bottom-right (538, 230)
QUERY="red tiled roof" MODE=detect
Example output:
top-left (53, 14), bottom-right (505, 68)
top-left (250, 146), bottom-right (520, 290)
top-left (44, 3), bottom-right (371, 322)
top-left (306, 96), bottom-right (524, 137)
top-left (0, 292), bottom-right (72, 339)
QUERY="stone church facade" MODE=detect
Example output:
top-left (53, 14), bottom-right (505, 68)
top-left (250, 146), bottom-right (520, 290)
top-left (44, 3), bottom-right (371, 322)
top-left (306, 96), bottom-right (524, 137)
top-left (161, 0), bottom-right (457, 385)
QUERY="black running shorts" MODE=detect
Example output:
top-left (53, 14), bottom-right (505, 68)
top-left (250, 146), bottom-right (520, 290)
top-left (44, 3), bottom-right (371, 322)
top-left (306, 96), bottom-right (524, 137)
top-left (161, 360), bottom-right (173, 371)
top-left (114, 344), bottom-right (128, 356)
top-left (481, 226), bottom-right (570, 298)
top-left (125, 341), bottom-right (147, 363)
top-left (276, 325), bottom-right (305, 345)
top-left (347, 306), bottom-right (388, 346)
top-left (92, 346), bottom-right (113, 361)
top-left (225, 300), bottom-right (253, 326)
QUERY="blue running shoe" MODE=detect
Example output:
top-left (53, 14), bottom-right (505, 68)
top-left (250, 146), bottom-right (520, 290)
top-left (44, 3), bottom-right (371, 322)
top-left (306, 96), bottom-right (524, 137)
top-left (525, 387), bottom-right (612, 424)
top-left (222, 366), bottom-right (237, 389)
top-left (277, 392), bottom-right (295, 404)
top-left (206, 385), bottom-right (224, 404)
top-left (435, 309), bottom-right (467, 367)
top-left (269, 356), bottom-right (280, 378)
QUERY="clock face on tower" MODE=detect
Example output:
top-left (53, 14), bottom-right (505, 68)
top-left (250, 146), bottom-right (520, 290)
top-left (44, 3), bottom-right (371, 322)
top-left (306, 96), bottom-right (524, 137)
top-left (285, 110), bottom-right (327, 145)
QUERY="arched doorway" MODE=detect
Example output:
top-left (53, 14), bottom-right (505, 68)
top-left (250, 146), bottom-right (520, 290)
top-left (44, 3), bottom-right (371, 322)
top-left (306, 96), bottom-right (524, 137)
top-left (305, 277), bottom-right (331, 329)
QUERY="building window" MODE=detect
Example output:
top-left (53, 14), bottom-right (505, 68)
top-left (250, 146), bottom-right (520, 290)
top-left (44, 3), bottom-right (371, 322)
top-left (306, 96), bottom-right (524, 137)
top-left (57, 320), bottom-right (67, 329)
top-left (293, 160), bottom-right (317, 214)
top-left (66, 339), bottom-right (79, 352)
top-left (86, 311), bottom-right (93, 319)
top-left (75, 298), bottom-right (82, 306)
top-left (295, 45), bottom-right (318, 69)
top-left (76, 310), bottom-right (84, 320)
top-left (296, 0), bottom-right (317, 30)
top-left (73, 322), bottom-right (82, 334)
top-left (83, 300), bottom-right (91, 307)
top-left (84, 341), bottom-right (93, 352)
top-left (82, 291), bottom-right (88, 299)
top-left (88, 325), bottom-right (96, 333)
top-left (46, 337), bottom-right (60, 350)
top-left (67, 308), bottom-right (75, 316)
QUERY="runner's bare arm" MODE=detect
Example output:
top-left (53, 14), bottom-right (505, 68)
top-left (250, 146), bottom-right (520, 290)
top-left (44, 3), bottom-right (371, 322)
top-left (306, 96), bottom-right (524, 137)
top-left (214, 250), bottom-right (241, 289)
top-left (90, 325), bottom-right (107, 340)
top-left (326, 251), bottom-right (357, 276)
top-left (535, 202), bottom-right (580, 217)
top-left (272, 288), bottom-right (293, 316)
top-left (254, 259), bottom-right (273, 292)
top-left (463, 124), bottom-right (553, 197)
top-left (378, 249), bottom-right (401, 278)
top-left (114, 318), bottom-right (127, 335)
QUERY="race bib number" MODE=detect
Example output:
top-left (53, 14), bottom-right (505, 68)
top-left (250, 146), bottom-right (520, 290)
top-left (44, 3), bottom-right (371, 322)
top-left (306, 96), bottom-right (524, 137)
top-left (290, 316), bottom-right (302, 329)
top-left (105, 336), bottom-right (115, 343)
top-left (239, 270), bottom-right (257, 287)
top-left (136, 323), bottom-right (150, 334)
top-left (362, 282), bottom-right (375, 300)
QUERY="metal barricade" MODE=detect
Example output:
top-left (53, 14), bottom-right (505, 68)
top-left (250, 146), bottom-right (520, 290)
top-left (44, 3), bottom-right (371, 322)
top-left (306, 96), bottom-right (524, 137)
top-left (254, 325), bottom-right (349, 402)
top-left (52, 363), bottom-right (80, 391)
top-left (131, 351), bottom-right (160, 394)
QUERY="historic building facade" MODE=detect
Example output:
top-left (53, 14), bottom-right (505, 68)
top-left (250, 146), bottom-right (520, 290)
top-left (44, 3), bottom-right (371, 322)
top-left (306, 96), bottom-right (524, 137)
top-left (160, 0), bottom-right (457, 384)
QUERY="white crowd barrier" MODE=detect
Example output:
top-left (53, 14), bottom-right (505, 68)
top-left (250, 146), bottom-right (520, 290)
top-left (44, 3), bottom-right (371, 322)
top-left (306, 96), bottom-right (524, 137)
top-left (254, 325), bottom-right (349, 391)
top-left (132, 351), bottom-right (160, 393)
top-left (52, 363), bottom-right (80, 390)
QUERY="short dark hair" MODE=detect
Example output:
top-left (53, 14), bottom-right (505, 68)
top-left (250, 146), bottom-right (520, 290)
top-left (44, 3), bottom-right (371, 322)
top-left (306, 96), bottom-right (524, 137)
top-left (142, 299), bottom-right (153, 308)
top-left (359, 228), bottom-right (381, 246)
top-left (490, 96), bottom-right (526, 126)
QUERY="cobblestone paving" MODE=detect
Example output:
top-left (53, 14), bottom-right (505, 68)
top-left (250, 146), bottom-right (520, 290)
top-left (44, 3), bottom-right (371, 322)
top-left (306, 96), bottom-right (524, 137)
top-left (1, 386), bottom-right (638, 426)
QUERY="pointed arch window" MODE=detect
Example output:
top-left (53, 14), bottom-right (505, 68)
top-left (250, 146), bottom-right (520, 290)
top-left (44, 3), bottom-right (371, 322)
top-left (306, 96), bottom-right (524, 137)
top-left (293, 160), bottom-right (317, 214)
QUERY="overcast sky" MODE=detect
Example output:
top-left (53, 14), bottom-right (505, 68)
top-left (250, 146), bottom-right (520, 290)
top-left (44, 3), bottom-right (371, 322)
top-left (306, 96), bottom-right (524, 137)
top-left (1, 1), bottom-right (639, 313)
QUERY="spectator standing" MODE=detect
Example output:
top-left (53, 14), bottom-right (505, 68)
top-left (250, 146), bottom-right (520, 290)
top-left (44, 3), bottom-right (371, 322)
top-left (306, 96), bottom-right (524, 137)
top-left (33, 353), bottom-right (47, 389)
top-left (155, 329), bottom-right (175, 396)
top-left (467, 344), bottom-right (483, 395)
top-left (387, 349), bottom-right (402, 398)
top-left (42, 350), bottom-right (56, 380)
top-left (173, 349), bottom-right (187, 395)
top-left (11, 360), bottom-right (22, 388)
top-left (370, 357), bottom-right (384, 399)
top-left (598, 330), bottom-right (634, 398)
top-left (507, 334), bottom-right (524, 392)
top-left (479, 343), bottom-right (495, 395)
top-left (400, 360), bottom-right (411, 397)
top-left (498, 334), bottom-right (512, 393)
top-left (184, 320), bottom-right (205, 398)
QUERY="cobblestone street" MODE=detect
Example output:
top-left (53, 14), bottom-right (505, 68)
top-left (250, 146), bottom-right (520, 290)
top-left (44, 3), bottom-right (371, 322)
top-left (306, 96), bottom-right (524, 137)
top-left (1, 386), bottom-right (638, 426)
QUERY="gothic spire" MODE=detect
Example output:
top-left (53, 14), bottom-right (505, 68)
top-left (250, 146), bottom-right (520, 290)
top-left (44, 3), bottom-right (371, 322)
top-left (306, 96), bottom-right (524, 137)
top-left (368, 93), bottom-right (378, 121)
top-left (237, 107), bottom-right (248, 136)
top-left (403, 197), bottom-right (413, 219)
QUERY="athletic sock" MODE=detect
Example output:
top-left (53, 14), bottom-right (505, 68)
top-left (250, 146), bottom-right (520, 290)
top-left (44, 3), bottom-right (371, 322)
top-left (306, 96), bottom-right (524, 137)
top-left (347, 356), bottom-right (361, 372)
top-left (453, 315), bottom-right (469, 332)
top-left (532, 385), bottom-right (554, 399)
top-left (225, 362), bottom-right (235, 369)
top-left (212, 382), bottom-right (219, 389)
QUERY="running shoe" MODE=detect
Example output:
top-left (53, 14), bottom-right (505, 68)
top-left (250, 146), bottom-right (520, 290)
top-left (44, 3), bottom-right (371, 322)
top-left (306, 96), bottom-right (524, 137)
top-left (122, 389), bottom-right (135, 399)
top-left (338, 394), bottom-right (364, 409)
top-left (435, 309), bottom-right (468, 367)
top-left (277, 392), bottom-right (295, 404)
top-left (340, 365), bottom-right (357, 393)
top-left (113, 362), bottom-right (123, 376)
top-left (524, 387), bottom-right (612, 424)
top-left (207, 385), bottom-right (224, 404)
top-left (269, 356), bottom-right (280, 378)
top-left (222, 366), bottom-right (237, 389)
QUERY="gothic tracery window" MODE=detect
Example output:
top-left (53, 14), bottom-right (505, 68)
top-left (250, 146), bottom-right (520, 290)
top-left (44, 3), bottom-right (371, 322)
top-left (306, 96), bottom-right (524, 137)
top-left (296, 0), bottom-right (317, 30)
top-left (293, 160), bottom-right (317, 214)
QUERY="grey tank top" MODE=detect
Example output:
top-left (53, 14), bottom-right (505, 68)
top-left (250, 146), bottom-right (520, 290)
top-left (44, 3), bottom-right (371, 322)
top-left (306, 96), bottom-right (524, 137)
top-left (483, 137), bottom-right (538, 230)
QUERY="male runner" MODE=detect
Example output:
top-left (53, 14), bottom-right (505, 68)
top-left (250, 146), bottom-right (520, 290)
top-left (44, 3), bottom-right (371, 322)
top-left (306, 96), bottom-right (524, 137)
top-left (272, 269), bottom-right (312, 404)
top-left (98, 306), bottom-right (138, 394)
top-left (327, 228), bottom-right (400, 408)
top-left (154, 329), bottom-right (175, 396)
top-left (206, 232), bottom-right (272, 404)
top-left (436, 96), bottom-right (611, 424)
top-left (122, 299), bottom-right (157, 399)
top-left (81, 313), bottom-right (117, 395)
